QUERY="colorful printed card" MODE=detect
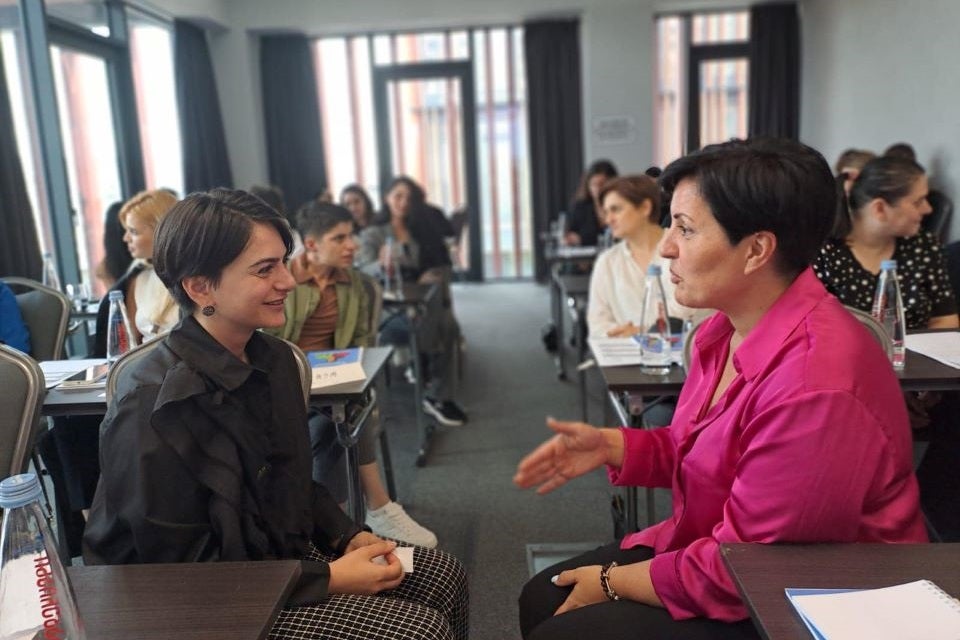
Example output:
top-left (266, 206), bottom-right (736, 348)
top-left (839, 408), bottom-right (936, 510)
top-left (307, 348), bottom-right (366, 390)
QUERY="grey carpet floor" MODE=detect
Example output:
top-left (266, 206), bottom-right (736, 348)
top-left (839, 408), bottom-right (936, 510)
top-left (378, 280), bottom-right (670, 640)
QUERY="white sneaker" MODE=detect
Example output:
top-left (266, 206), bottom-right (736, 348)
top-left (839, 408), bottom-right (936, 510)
top-left (365, 502), bottom-right (438, 548)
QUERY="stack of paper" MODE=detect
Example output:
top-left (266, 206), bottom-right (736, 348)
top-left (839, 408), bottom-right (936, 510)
top-left (307, 348), bottom-right (366, 390)
top-left (587, 336), bottom-right (683, 368)
top-left (785, 579), bottom-right (960, 640)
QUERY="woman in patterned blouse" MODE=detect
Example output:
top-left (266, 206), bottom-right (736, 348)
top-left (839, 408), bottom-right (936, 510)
top-left (813, 156), bottom-right (958, 330)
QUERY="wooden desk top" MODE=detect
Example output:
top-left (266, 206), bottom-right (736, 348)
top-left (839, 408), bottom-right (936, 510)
top-left (601, 348), bottom-right (960, 397)
top-left (720, 543), bottom-right (960, 640)
top-left (69, 560), bottom-right (301, 640)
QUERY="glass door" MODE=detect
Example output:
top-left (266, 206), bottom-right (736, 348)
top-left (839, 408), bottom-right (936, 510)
top-left (49, 43), bottom-right (123, 297)
top-left (373, 62), bottom-right (482, 281)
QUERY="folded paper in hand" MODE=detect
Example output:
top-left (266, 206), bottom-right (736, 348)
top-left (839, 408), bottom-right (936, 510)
top-left (307, 348), bottom-right (366, 390)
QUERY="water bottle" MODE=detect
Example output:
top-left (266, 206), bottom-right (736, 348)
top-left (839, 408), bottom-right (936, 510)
top-left (383, 238), bottom-right (404, 300)
top-left (871, 259), bottom-right (906, 369)
top-left (41, 253), bottom-right (61, 291)
top-left (105, 290), bottom-right (135, 362)
top-left (0, 473), bottom-right (86, 640)
top-left (555, 212), bottom-right (568, 248)
top-left (601, 227), bottom-right (614, 250)
top-left (638, 264), bottom-right (672, 375)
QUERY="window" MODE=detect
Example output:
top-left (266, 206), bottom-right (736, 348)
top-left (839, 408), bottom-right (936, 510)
top-left (128, 8), bottom-right (183, 195)
top-left (1, 21), bottom-right (54, 255)
top-left (314, 27), bottom-right (533, 279)
top-left (45, 0), bottom-right (110, 37)
top-left (654, 11), bottom-right (750, 168)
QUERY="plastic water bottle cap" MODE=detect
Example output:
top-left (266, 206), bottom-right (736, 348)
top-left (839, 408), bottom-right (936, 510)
top-left (646, 264), bottom-right (662, 276)
top-left (0, 473), bottom-right (42, 509)
top-left (108, 290), bottom-right (124, 301)
top-left (880, 259), bottom-right (897, 270)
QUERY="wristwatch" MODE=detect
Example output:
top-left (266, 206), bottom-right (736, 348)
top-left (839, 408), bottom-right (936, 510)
top-left (600, 561), bottom-right (621, 601)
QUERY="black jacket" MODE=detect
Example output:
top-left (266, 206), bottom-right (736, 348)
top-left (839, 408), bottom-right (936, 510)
top-left (83, 316), bottom-right (362, 602)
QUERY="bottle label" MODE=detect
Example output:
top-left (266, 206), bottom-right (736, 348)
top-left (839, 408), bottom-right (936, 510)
top-left (0, 551), bottom-right (66, 639)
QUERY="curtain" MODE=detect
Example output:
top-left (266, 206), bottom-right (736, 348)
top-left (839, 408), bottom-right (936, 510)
top-left (748, 2), bottom-right (800, 139)
top-left (524, 19), bottom-right (584, 282)
top-left (259, 35), bottom-right (327, 218)
top-left (174, 19), bottom-right (233, 193)
top-left (0, 43), bottom-right (41, 279)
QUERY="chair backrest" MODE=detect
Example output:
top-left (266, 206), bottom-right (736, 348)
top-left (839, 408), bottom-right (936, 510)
top-left (105, 339), bottom-right (163, 402)
top-left (0, 344), bottom-right (45, 477)
top-left (281, 339), bottom-right (311, 409)
top-left (2, 277), bottom-right (71, 360)
top-left (107, 336), bottom-right (311, 411)
top-left (844, 305), bottom-right (894, 358)
top-left (357, 271), bottom-right (384, 347)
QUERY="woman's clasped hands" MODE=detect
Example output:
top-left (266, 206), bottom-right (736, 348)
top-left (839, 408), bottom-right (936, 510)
top-left (328, 532), bottom-right (405, 595)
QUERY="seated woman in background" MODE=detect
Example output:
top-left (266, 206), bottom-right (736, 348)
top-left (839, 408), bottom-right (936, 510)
top-left (0, 280), bottom-right (31, 353)
top-left (43, 189), bottom-right (180, 557)
top-left (813, 155), bottom-right (957, 331)
top-left (515, 138), bottom-right (926, 640)
top-left (357, 176), bottom-right (467, 427)
top-left (341, 183), bottom-right (376, 233)
top-left (83, 188), bottom-right (468, 640)
top-left (565, 160), bottom-right (618, 247)
top-left (93, 201), bottom-right (132, 292)
top-left (94, 189), bottom-right (180, 354)
top-left (587, 174), bottom-right (704, 339)
top-left (813, 154), bottom-right (960, 540)
top-left (268, 200), bottom-right (438, 548)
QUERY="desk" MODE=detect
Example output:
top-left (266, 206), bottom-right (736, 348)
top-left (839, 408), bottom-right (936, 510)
top-left (600, 348), bottom-right (960, 397)
top-left (720, 542), bottom-right (960, 640)
top-left (313, 346), bottom-right (392, 523)
top-left (553, 273), bottom-right (591, 418)
top-left (381, 282), bottom-right (440, 467)
top-left (600, 348), bottom-right (960, 533)
top-left (41, 347), bottom-right (394, 527)
top-left (69, 560), bottom-right (301, 640)
top-left (545, 246), bottom-right (597, 381)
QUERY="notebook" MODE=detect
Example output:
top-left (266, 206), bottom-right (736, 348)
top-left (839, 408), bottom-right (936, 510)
top-left (307, 348), bottom-right (366, 390)
top-left (785, 579), bottom-right (960, 640)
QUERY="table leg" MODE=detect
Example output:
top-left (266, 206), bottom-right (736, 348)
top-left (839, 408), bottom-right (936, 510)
top-left (409, 308), bottom-right (435, 467)
top-left (578, 305), bottom-right (588, 422)
top-left (332, 397), bottom-right (378, 526)
top-left (552, 265), bottom-right (567, 380)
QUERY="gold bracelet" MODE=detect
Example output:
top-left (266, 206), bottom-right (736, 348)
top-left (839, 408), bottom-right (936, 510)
top-left (600, 561), bottom-right (620, 601)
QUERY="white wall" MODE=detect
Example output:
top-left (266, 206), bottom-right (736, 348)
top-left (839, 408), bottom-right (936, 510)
top-left (800, 0), bottom-right (960, 238)
top-left (155, 0), bottom-right (660, 190)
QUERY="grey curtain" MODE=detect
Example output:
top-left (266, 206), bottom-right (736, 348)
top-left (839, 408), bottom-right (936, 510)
top-left (748, 2), bottom-right (800, 139)
top-left (0, 43), bottom-right (41, 279)
top-left (524, 19), bottom-right (584, 282)
top-left (259, 34), bottom-right (327, 217)
top-left (174, 19), bottom-right (233, 193)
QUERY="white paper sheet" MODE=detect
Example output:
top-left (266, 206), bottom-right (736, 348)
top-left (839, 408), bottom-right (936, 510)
top-left (904, 332), bottom-right (960, 369)
top-left (39, 358), bottom-right (109, 388)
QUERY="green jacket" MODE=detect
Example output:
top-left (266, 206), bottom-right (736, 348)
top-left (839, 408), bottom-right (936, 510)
top-left (266, 269), bottom-right (373, 349)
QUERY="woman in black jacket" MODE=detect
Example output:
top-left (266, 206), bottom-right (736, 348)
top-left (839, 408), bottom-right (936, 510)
top-left (83, 188), bottom-right (468, 640)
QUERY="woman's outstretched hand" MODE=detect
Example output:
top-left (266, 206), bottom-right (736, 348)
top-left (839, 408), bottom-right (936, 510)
top-left (514, 417), bottom-right (621, 495)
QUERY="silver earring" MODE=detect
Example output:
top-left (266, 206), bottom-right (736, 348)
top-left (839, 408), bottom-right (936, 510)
top-left (202, 305), bottom-right (215, 317)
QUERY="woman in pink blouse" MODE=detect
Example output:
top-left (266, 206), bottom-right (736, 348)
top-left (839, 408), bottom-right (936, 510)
top-left (515, 138), bottom-right (928, 640)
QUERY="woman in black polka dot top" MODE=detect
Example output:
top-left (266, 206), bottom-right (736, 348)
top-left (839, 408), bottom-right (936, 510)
top-left (813, 156), bottom-right (958, 330)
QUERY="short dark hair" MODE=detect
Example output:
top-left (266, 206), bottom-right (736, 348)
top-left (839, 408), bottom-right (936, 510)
top-left (598, 175), bottom-right (661, 224)
top-left (154, 188), bottom-right (293, 311)
top-left (295, 200), bottom-right (354, 239)
top-left (659, 137), bottom-right (837, 277)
